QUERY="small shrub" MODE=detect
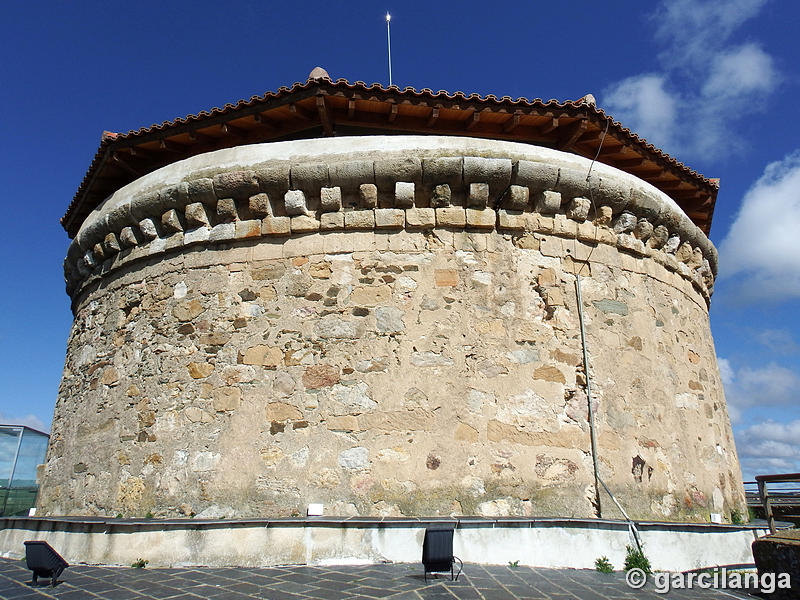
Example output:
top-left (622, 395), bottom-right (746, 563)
top-left (115, 513), bottom-right (123, 519)
top-left (730, 510), bottom-right (744, 525)
top-left (144, 511), bottom-right (154, 519)
top-left (131, 558), bottom-right (149, 569)
top-left (595, 556), bottom-right (613, 573)
top-left (508, 560), bottom-right (519, 568)
top-left (624, 545), bottom-right (651, 575)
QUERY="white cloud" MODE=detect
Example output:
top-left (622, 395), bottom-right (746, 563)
top-left (702, 44), bottom-right (777, 100)
top-left (0, 411), bottom-right (50, 433)
top-left (755, 329), bottom-right (800, 354)
top-left (735, 419), bottom-right (800, 479)
top-left (602, 0), bottom-right (777, 159)
top-left (602, 74), bottom-right (678, 148)
top-left (653, 0), bottom-right (768, 65)
top-left (719, 359), bottom-right (800, 423)
top-left (718, 357), bottom-right (735, 386)
top-left (718, 152), bottom-right (800, 302)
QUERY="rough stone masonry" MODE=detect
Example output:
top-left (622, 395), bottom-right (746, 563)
top-left (40, 136), bottom-right (746, 522)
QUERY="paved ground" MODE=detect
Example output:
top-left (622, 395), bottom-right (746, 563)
top-left (0, 559), bottom-right (756, 599)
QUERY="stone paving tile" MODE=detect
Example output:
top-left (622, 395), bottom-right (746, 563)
top-left (0, 558), bottom-right (762, 600)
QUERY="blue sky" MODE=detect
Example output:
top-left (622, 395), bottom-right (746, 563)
top-left (1, 0), bottom-right (798, 482)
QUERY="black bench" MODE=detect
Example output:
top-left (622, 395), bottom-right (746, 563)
top-left (24, 541), bottom-right (69, 587)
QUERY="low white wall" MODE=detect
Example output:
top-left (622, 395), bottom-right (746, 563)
top-left (0, 517), bottom-right (765, 572)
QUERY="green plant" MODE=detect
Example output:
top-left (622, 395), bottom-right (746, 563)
top-left (131, 558), bottom-right (148, 569)
top-left (144, 511), bottom-right (154, 519)
top-left (624, 545), bottom-right (651, 575)
top-left (595, 556), bottom-right (614, 573)
top-left (508, 560), bottom-right (519, 568)
top-left (115, 513), bottom-right (123, 519)
top-left (730, 510), bottom-right (744, 525)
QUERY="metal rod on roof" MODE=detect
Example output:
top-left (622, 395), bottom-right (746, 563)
top-left (386, 12), bottom-right (393, 87)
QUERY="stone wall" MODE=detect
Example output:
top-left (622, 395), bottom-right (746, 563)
top-left (42, 136), bottom-right (745, 522)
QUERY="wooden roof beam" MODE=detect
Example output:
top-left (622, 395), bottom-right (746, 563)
top-left (466, 110), bottom-right (481, 131)
top-left (220, 123), bottom-right (248, 140)
top-left (112, 152), bottom-right (144, 178)
top-left (188, 130), bottom-right (216, 145)
top-left (614, 156), bottom-right (645, 168)
top-left (503, 112), bottom-right (521, 133)
top-left (557, 119), bottom-right (588, 151)
top-left (316, 96), bottom-right (333, 136)
top-left (388, 103), bottom-right (398, 123)
top-left (540, 117), bottom-right (559, 134)
top-left (426, 107), bottom-right (439, 128)
top-left (159, 139), bottom-right (188, 153)
top-left (347, 98), bottom-right (356, 119)
top-left (289, 102), bottom-right (314, 121)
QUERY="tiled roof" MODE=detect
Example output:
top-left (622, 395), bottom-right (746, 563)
top-left (62, 76), bottom-right (719, 237)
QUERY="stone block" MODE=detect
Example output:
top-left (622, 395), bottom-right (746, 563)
top-left (138, 218), bottom-right (159, 241)
top-left (290, 215), bottom-right (320, 233)
top-left (320, 187), bottom-right (342, 212)
top-left (103, 233), bottom-right (120, 255)
top-left (633, 218), bottom-right (654, 241)
top-left (213, 170), bottom-right (259, 199)
top-left (329, 160), bottom-right (374, 192)
top-left (184, 227), bottom-right (210, 246)
top-left (512, 160), bottom-right (559, 191)
top-left (422, 156), bottom-right (462, 187)
top-left (248, 193), bottom-right (271, 218)
top-left (344, 210), bottom-right (375, 230)
top-left (503, 185), bottom-right (529, 210)
top-left (405, 208), bottom-right (435, 229)
top-left (463, 156), bottom-right (512, 194)
top-left (186, 177), bottom-right (216, 205)
top-left (468, 183), bottom-right (490, 208)
top-left (185, 202), bottom-right (210, 228)
top-left (576, 221), bottom-right (598, 243)
top-left (208, 222), bottom-right (236, 243)
top-left (535, 190), bottom-right (562, 214)
top-left (430, 184), bottom-right (452, 208)
top-left (613, 211), bottom-right (636, 234)
top-left (594, 205), bottom-right (613, 226)
top-left (119, 227), bottom-right (139, 248)
top-left (498, 210), bottom-right (525, 230)
top-left (375, 157), bottom-right (422, 191)
top-left (164, 232), bottom-right (184, 251)
top-left (466, 208), bottom-right (496, 229)
top-left (262, 216), bottom-right (291, 236)
top-left (567, 197), bottom-right (591, 222)
top-left (235, 220), bottom-right (261, 239)
top-left (359, 183), bottom-right (378, 208)
top-left (374, 208), bottom-right (405, 229)
top-left (284, 190), bottom-right (308, 216)
top-left (254, 164), bottom-right (290, 198)
top-left (553, 214), bottom-right (578, 237)
top-left (290, 162), bottom-right (329, 193)
top-left (395, 182), bottom-right (415, 208)
top-left (216, 198), bottom-right (238, 222)
top-left (555, 166), bottom-right (588, 200)
top-left (320, 212), bottom-right (344, 230)
top-left (663, 235), bottom-right (681, 254)
top-left (617, 233), bottom-right (647, 255)
top-left (436, 207), bottom-right (466, 227)
top-left (161, 209), bottom-right (183, 233)
top-left (596, 176), bottom-right (631, 213)
top-left (647, 224), bottom-right (669, 249)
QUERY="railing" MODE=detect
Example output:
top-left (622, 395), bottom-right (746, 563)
top-left (749, 473), bottom-right (800, 534)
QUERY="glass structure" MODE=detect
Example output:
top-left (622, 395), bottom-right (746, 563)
top-left (0, 425), bottom-right (49, 516)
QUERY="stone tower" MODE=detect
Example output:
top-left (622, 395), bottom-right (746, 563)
top-left (41, 74), bottom-right (746, 522)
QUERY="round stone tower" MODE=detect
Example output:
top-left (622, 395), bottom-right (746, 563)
top-left (41, 78), bottom-right (746, 522)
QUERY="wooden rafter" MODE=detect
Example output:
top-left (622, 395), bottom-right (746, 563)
top-left (557, 119), bottom-right (588, 151)
top-left (316, 96), bottom-right (333, 136)
top-left (503, 112), bottom-right (520, 133)
top-left (426, 107), bottom-right (439, 128)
